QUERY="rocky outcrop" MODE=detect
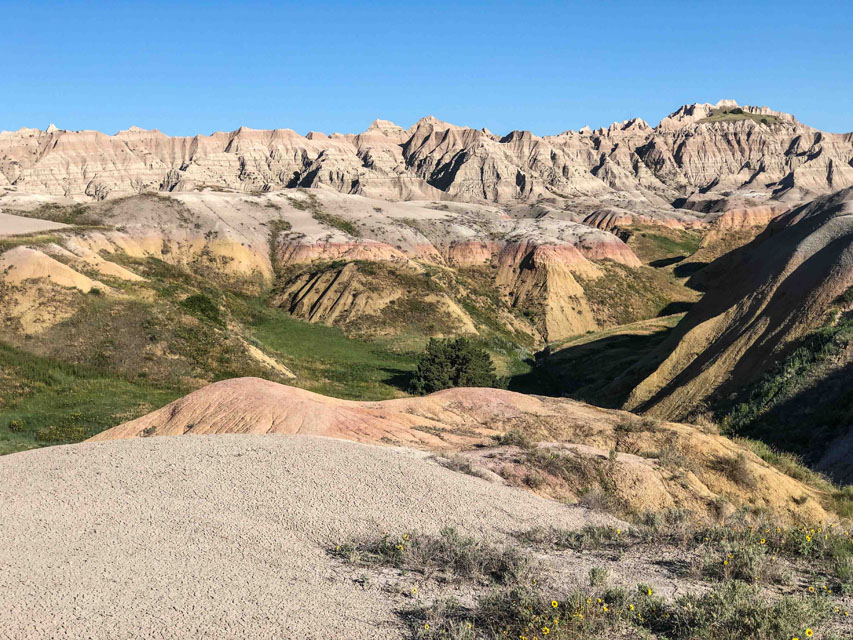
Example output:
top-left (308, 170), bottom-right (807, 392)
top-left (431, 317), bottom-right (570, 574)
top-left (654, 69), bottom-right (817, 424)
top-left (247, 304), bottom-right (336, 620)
top-left (1, 190), bottom-right (643, 341)
top-left (3, 100), bottom-right (850, 220)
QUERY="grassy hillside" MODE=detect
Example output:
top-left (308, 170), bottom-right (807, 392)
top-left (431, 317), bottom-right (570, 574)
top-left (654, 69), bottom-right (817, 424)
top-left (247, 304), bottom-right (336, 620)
top-left (578, 261), bottom-right (699, 326)
top-left (230, 296), bottom-right (419, 399)
top-left (0, 343), bottom-right (182, 455)
top-left (623, 225), bottom-right (703, 265)
top-left (0, 251), bottom-right (542, 454)
top-left (510, 314), bottom-right (683, 401)
top-left (716, 306), bottom-right (853, 474)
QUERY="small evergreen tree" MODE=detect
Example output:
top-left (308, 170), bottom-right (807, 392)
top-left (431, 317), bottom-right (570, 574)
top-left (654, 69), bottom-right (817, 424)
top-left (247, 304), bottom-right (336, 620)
top-left (409, 337), bottom-right (499, 394)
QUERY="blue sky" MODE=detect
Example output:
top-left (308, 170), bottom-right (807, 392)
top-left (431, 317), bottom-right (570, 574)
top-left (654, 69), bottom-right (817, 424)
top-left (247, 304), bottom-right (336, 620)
top-left (1, 1), bottom-right (851, 136)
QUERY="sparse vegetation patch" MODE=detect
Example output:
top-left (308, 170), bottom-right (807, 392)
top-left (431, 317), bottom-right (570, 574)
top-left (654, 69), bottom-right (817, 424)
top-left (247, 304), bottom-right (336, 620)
top-left (333, 528), bottom-right (533, 585)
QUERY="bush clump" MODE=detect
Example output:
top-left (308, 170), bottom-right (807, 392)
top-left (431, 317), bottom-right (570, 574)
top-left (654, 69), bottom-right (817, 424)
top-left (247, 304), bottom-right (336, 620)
top-left (180, 293), bottom-right (222, 325)
top-left (333, 528), bottom-right (532, 585)
top-left (409, 337), bottom-right (499, 394)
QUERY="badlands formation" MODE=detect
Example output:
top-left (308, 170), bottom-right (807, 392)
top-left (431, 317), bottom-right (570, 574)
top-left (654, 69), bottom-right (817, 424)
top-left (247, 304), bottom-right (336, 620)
top-left (2, 100), bottom-right (853, 638)
top-left (625, 187), bottom-right (853, 418)
top-left (2, 99), bottom-right (851, 343)
top-left (1, 99), bottom-right (851, 459)
top-left (2, 100), bottom-right (852, 214)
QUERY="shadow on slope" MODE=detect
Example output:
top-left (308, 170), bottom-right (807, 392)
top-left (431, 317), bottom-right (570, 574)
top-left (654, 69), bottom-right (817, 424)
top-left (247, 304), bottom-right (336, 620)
top-left (508, 315), bottom-right (682, 406)
top-left (714, 313), bottom-right (853, 483)
top-left (624, 190), bottom-right (853, 418)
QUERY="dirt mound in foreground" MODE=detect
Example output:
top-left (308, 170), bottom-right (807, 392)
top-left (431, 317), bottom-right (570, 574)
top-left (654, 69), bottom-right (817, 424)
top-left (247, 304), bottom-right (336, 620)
top-left (0, 435), bottom-right (618, 639)
top-left (92, 378), bottom-right (834, 523)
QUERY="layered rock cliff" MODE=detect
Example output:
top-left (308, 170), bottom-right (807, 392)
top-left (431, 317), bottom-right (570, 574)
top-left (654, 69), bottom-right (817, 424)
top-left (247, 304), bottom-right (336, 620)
top-left (3, 100), bottom-right (850, 220)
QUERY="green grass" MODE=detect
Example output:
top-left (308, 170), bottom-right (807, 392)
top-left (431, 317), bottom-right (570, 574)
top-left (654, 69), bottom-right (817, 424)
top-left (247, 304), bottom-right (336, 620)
top-left (4, 202), bottom-right (95, 224)
top-left (312, 210), bottom-right (360, 236)
top-left (717, 313), bottom-right (853, 456)
top-left (0, 232), bottom-right (64, 254)
top-left (285, 190), bottom-right (361, 236)
top-left (735, 437), bottom-right (834, 490)
top-left (107, 256), bottom-right (418, 399)
top-left (231, 297), bottom-right (416, 399)
top-left (333, 528), bottom-right (532, 585)
top-left (0, 342), bottom-right (182, 455)
top-left (625, 226), bottom-right (703, 265)
top-left (337, 528), bottom-right (847, 640)
top-left (517, 525), bottom-right (631, 552)
top-left (510, 314), bottom-right (683, 403)
top-left (579, 261), bottom-right (699, 327)
top-left (700, 107), bottom-right (781, 126)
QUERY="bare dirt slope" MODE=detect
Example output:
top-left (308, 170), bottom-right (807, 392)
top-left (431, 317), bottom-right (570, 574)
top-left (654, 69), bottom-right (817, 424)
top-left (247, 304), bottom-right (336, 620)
top-left (622, 187), bottom-right (853, 418)
top-left (0, 211), bottom-right (68, 235)
top-left (0, 434), bottom-right (620, 640)
top-left (0, 189), bottom-right (649, 342)
top-left (91, 378), bottom-right (833, 523)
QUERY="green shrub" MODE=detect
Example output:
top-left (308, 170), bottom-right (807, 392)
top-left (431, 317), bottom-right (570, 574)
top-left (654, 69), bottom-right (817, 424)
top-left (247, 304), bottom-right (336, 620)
top-left (493, 428), bottom-right (536, 449)
top-left (712, 453), bottom-right (757, 489)
top-left (7, 419), bottom-right (24, 433)
top-left (180, 294), bottom-right (222, 325)
top-left (410, 581), bottom-right (837, 640)
top-left (409, 337), bottom-right (499, 394)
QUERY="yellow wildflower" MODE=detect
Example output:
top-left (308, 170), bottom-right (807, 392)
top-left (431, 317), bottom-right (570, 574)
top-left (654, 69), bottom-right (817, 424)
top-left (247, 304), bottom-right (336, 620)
top-left (805, 630), bottom-right (813, 637)
top-left (551, 600), bottom-right (558, 609)
top-left (542, 627), bottom-right (550, 635)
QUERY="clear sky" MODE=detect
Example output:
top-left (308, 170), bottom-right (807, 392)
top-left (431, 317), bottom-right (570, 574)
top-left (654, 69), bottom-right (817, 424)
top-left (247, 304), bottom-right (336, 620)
top-left (2, 0), bottom-right (851, 136)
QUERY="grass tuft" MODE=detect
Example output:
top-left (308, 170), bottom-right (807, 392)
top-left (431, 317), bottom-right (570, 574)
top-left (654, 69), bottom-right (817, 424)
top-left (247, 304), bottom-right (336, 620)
top-left (333, 528), bottom-right (533, 585)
